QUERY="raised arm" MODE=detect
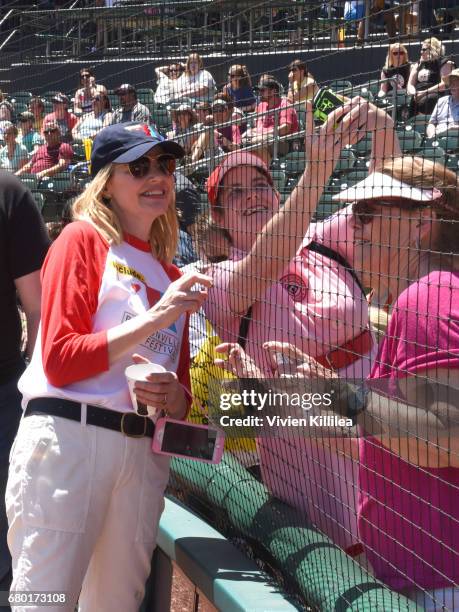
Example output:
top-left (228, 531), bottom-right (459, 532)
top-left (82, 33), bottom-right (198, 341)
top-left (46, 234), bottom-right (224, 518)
top-left (226, 98), bottom-right (370, 314)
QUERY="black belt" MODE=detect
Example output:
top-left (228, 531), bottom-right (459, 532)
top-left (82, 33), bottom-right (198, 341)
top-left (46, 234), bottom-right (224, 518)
top-left (25, 397), bottom-right (155, 439)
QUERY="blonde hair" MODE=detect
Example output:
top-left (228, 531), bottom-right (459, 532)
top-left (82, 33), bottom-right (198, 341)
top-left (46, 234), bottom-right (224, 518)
top-left (382, 156), bottom-right (459, 254)
top-left (72, 164), bottom-right (179, 263)
top-left (384, 43), bottom-right (409, 69)
top-left (422, 37), bottom-right (445, 60)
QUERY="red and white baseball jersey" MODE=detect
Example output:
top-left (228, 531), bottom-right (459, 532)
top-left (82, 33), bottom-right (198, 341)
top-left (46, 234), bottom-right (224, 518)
top-left (19, 220), bottom-right (190, 413)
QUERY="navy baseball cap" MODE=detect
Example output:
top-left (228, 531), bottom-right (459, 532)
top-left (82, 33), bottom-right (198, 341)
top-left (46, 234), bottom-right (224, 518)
top-left (90, 122), bottom-right (185, 177)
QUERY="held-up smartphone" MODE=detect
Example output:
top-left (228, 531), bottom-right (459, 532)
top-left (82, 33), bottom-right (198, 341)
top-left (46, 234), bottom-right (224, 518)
top-left (313, 87), bottom-right (345, 125)
top-left (152, 417), bottom-right (225, 464)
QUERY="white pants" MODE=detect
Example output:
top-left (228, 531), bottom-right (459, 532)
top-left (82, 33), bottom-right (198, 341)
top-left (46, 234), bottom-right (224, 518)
top-left (5, 413), bottom-right (170, 612)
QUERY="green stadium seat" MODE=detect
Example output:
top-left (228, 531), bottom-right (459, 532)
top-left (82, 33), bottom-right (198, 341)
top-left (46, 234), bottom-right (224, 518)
top-left (406, 114), bottom-right (431, 139)
top-left (39, 172), bottom-right (74, 192)
top-left (339, 170), bottom-right (368, 188)
top-left (108, 93), bottom-right (118, 108)
top-left (397, 129), bottom-right (422, 153)
top-left (329, 79), bottom-right (352, 93)
top-left (353, 135), bottom-right (372, 157)
top-left (333, 148), bottom-right (356, 175)
top-left (437, 131), bottom-right (459, 154)
top-left (152, 108), bottom-right (172, 131)
top-left (11, 91), bottom-right (32, 100)
top-left (445, 155), bottom-right (459, 171)
top-left (315, 193), bottom-right (344, 221)
top-left (13, 102), bottom-right (29, 114)
top-left (421, 146), bottom-right (446, 164)
top-left (138, 92), bottom-right (155, 106)
top-left (283, 152), bottom-right (307, 177)
top-left (271, 169), bottom-right (286, 193)
top-left (19, 174), bottom-right (39, 190)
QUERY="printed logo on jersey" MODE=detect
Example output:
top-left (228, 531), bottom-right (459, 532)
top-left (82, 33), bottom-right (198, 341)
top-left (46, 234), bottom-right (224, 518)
top-left (280, 273), bottom-right (308, 302)
top-left (112, 261), bottom-right (145, 283)
top-left (122, 312), bottom-right (179, 361)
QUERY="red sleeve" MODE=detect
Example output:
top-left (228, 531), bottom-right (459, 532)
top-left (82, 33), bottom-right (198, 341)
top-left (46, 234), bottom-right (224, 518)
top-left (59, 143), bottom-right (74, 160)
top-left (280, 101), bottom-right (299, 132)
top-left (160, 261), bottom-right (192, 418)
top-left (41, 221), bottom-right (110, 387)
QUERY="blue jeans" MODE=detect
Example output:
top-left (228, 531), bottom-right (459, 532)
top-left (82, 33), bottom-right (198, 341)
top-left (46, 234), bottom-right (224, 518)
top-left (0, 378), bottom-right (23, 587)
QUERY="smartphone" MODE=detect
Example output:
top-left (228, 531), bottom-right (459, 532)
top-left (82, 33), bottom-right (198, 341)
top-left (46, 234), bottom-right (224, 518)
top-left (152, 417), bottom-right (225, 464)
top-left (313, 87), bottom-right (345, 125)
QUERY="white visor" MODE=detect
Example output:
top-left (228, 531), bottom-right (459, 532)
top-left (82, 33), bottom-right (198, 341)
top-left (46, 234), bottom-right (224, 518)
top-left (333, 172), bottom-right (443, 203)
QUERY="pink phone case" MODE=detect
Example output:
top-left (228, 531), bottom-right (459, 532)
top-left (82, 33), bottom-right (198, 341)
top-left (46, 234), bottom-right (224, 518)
top-left (152, 417), bottom-right (225, 464)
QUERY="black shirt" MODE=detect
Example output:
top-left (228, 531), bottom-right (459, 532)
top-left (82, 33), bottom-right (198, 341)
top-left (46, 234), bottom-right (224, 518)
top-left (416, 58), bottom-right (448, 92)
top-left (0, 171), bottom-right (50, 384)
top-left (382, 63), bottom-right (411, 92)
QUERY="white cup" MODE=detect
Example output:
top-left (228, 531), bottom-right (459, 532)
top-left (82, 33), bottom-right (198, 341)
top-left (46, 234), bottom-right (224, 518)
top-left (125, 363), bottom-right (166, 417)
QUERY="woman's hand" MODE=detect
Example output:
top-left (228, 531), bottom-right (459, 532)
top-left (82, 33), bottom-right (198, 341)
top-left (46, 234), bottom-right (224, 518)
top-left (263, 341), bottom-right (338, 379)
top-left (214, 343), bottom-right (264, 379)
top-left (305, 97), bottom-right (372, 171)
top-left (131, 353), bottom-right (187, 419)
top-left (148, 272), bottom-right (212, 331)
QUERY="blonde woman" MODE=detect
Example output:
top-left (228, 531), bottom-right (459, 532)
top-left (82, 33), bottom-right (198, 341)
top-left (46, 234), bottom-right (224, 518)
top-left (378, 43), bottom-right (411, 98)
top-left (5, 122), bottom-right (211, 611)
top-left (175, 52), bottom-right (216, 103)
top-left (407, 37), bottom-right (455, 115)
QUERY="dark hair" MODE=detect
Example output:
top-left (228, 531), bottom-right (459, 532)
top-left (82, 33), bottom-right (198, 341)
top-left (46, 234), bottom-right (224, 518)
top-left (29, 97), bottom-right (45, 113)
top-left (80, 67), bottom-right (94, 80)
top-left (288, 59), bottom-right (309, 75)
top-left (227, 64), bottom-right (251, 88)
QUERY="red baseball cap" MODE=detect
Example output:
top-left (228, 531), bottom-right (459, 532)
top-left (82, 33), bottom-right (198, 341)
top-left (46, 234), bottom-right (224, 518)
top-left (206, 151), bottom-right (273, 206)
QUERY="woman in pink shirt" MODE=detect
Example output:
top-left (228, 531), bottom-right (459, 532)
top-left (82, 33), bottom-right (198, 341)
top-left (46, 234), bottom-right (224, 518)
top-left (267, 158), bottom-right (459, 609)
top-left (202, 99), bottom-right (400, 551)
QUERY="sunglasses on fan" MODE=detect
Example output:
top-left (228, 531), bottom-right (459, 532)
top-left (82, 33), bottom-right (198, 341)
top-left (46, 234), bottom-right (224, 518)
top-left (125, 154), bottom-right (176, 178)
top-left (352, 199), bottom-right (428, 225)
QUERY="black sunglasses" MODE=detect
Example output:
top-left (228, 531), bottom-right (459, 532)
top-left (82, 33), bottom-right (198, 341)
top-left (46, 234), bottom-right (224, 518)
top-left (127, 155), bottom-right (176, 179)
top-left (44, 128), bottom-right (59, 134)
top-left (352, 199), bottom-right (427, 225)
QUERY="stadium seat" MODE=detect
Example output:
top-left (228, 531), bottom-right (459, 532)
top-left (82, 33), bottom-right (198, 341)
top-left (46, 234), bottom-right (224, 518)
top-left (339, 170), bottom-right (368, 188)
top-left (282, 151), bottom-right (307, 177)
top-left (13, 102), bottom-right (29, 114)
top-left (329, 79), bottom-right (352, 93)
top-left (333, 148), bottom-right (356, 175)
top-left (406, 114), bottom-right (430, 139)
top-left (397, 129), bottom-right (422, 153)
top-left (152, 107), bottom-right (172, 131)
top-left (19, 174), bottom-right (39, 191)
top-left (421, 146), bottom-right (446, 164)
top-left (445, 155), bottom-right (459, 171)
top-left (437, 131), bottom-right (459, 154)
top-left (315, 192), bottom-right (344, 221)
top-left (353, 135), bottom-right (372, 157)
top-left (39, 172), bottom-right (75, 194)
top-left (271, 169), bottom-right (286, 193)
